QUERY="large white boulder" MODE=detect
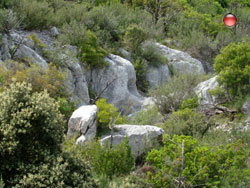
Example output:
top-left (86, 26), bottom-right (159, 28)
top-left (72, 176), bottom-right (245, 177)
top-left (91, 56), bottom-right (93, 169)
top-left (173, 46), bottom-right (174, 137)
top-left (194, 76), bottom-right (218, 105)
top-left (67, 105), bottom-right (98, 145)
top-left (100, 125), bottom-right (164, 158)
top-left (88, 54), bottom-right (145, 112)
top-left (148, 42), bottom-right (204, 75)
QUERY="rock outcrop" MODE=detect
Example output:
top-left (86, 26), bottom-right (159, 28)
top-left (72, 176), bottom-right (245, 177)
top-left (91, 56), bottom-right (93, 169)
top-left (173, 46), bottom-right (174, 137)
top-left (2, 31), bottom-right (90, 105)
top-left (146, 64), bottom-right (171, 88)
top-left (58, 46), bottom-right (90, 105)
top-left (241, 100), bottom-right (250, 114)
top-left (143, 42), bottom-right (204, 88)
top-left (100, 125), bottom-right (164, 158)
top-left (194, 76), bottom-right (218, 105)
top-left (50, 26), bottom-right (60, 37)
top-left (67, 105), bottom-right (98, 145)
top-left (87, 54), bottom-right (145, 113)
top-left (146, 42), bottom-right (204, 75)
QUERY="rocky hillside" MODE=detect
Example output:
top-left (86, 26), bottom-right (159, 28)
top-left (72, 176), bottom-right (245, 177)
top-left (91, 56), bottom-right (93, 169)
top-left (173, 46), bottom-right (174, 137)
top-left (1, 29), bottom-right (206, 112)
top-left (0, 1), bottom-right (250, 188)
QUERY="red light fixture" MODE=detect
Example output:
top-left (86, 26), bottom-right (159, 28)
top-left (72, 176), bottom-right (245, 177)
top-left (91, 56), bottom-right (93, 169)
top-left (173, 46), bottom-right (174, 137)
top-left (223, 13), bottom-right (237, 27)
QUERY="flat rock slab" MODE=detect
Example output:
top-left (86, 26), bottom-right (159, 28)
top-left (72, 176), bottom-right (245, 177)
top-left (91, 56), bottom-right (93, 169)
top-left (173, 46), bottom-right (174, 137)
top-left (101, 124), bottom-right (164, 158)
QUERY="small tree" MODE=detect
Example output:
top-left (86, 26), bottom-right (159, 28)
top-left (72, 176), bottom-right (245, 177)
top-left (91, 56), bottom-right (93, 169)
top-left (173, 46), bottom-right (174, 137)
top-left (214, 41), bottom-right (250, 97)
top-left (124, 24), bottom-right (147, 55)
top-left (77, 30), bottom-right (108, 69)
top-left (0, 82), bottom-right (65, 185)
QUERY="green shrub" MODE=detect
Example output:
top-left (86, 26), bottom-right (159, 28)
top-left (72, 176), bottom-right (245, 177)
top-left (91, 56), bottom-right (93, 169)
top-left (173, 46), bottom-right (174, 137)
top-left (150, 74), bottom-right (200, 114)
top-left (214, 40), bottom-right (250, 96)
top-left (0, 82), bottom-right (65, 186)
top-left (140, 43), bottom-right (167, 68)
top-left (124, 24), bottom-right (147, 55)
top-left (13, 0), bottom-right (53, 30)
top-left (92, 139), bottom-right (134, 179)
top-left (12, 153), bottom-right (98, 188)
top-left (96, 98), bottom-right (128, 131)
top-left (133, 58), bottom-right (149, 93)
top-left (57, 97), bottom-right (77, 132)
top-left (77, 30), bottom-right (108, 69)
top-left (83, 3), bottom-right (164, 51)
top-left (63, 138), bottom-right (134, 179)
top-left (162, 108), bottom-right (212, 137)
top-left (59, 20), bottom-right (87, 46)
top-left (180, 96), bottom-right (198, 109)
top-left (146, 134), bottom-right (250, 188)
top-left (0, 61), bottom-right (67, 98)
top-left (0, 9), bottom-right (20, 33)
top-left (132, 106), bottom-right (163, 126)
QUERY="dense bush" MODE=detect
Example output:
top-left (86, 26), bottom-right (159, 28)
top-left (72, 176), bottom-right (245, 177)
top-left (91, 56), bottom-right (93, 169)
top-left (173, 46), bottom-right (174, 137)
top-left (124, 24), bottom-right (147, 55)
top-left (63, 138), bottom-right (134, 179)
top-left (140, 43), bottom-right (167, 68)
top-left (0, 82), bottom-right (65, 185)
top-left (214, 40), bottom-right (250, 96)
top-left (59, 21), bottom-right (87, 46)
top-left (133, 58), bottom-right (150, 93)
top-left (13, 0), bottom-right (53, 30)
top-left (146, 134), bottom-right (250, 188)
top-left (0, 61), bottom-right (67, 98)
top-left (132, 106), bottom-right (164, 126)
top-left (0, 82), bottom-right (97, 187)
top-left (150, 74), bottom-right (201, 114)
top-left (83, 3), bottom-right (164, 50)
top-left (12, 153), bottom-right (97, 188)
top-left (162, 108), bottom-right (212, 137)
top-left (77, 30), bottom-right (108, 69)
top-left (96, 98), bottom-right (128, 130)
top-left (180, 96), bottom-right (199, 109)
top-left (0, 9), bottom-right (20, 33)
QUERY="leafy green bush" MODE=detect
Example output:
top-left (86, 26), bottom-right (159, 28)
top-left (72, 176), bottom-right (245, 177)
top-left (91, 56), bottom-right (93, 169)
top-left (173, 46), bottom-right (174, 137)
top-left (0, 9), bottom-right (20, 33)
top-left (92, 139), bottom-right (134, 179)
top-left (63, 138), bottom-right (134, 179)
top-left (133, 58), bottom-right (149, 93)
top-left (162, 108), bottom-right (212, 137)
top-left (0, 82), bottom-right (65, 186)
top-left (83, 3), bottom-right (164, 51)
top-left (0, 61), bottom-right (67, 98)
top-left (146, 134), bottom-right (250, 188)
top-left (59, 20), bottom-right (87, 46)
top-left (132, 106), bottom-right (163, 126)
top-left (57, 97), bottom-right (77, 131)
top-left (96, 98), bottom-right (128, 131)
top-left (150, 74), bottom-right (200, 114)
top-left (77, 30), bottom-right (108, 69)
top-left (12, 153), bottom-right (98, 188)
top-left (124, 24), bottom-right (147, 55)
top-left (140, 43), bottom-right (167, 68)
top-left (214, 40), bottom-right (250, 96)
top-left (180, 96), bottom-right (198, 109)
top-left (13, 0), bottom-right (53, 30)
